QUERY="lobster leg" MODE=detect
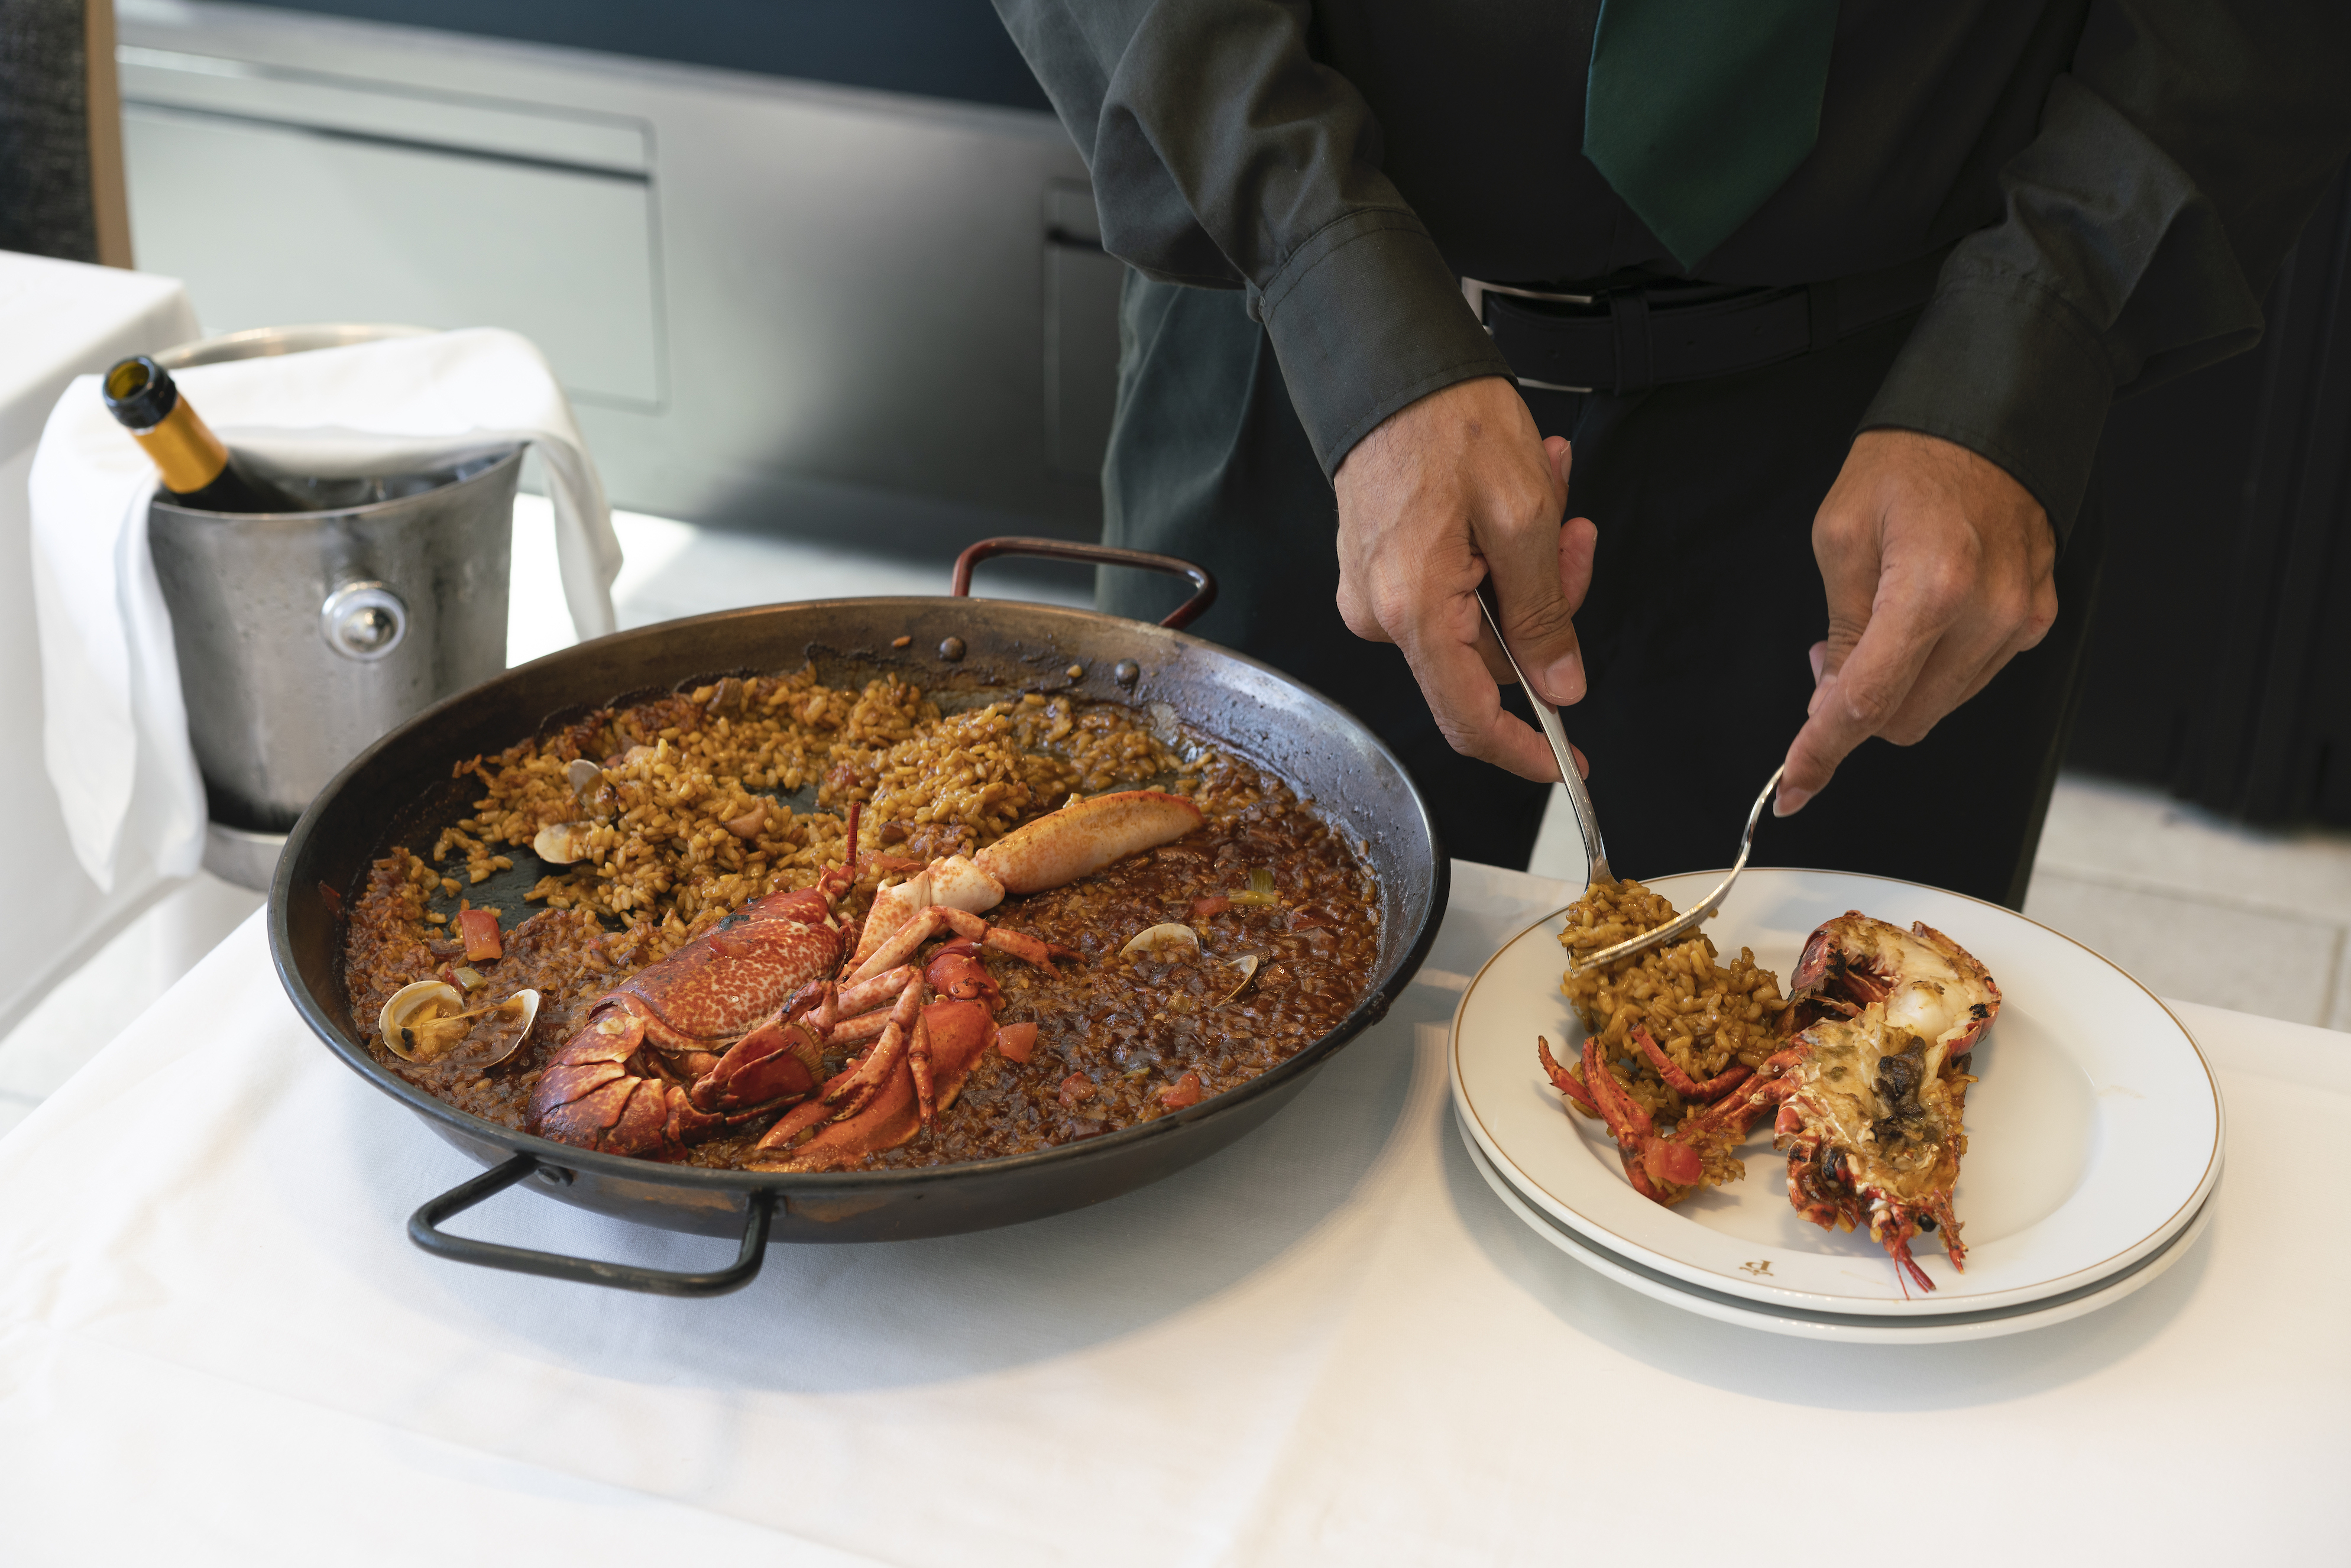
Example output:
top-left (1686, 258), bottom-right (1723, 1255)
top-left (829, 1010), bottom-right (895, 1045)
top-left (756, 1084), bottom-right (847, 1151)
top-left (1928, 1195), bottom-right (1968, 1272)
top-left (908, 1010), bottom-right (936, 1125)
top-left (1536, 1036), bottom-right (1599, 1114)
top-left (849, 905), bottom-right (1074, 986)
top-left (1887, 1236), bottom-right (1937, 1297)
top-left (978, 925), bottom-right (1079, 974)
top-left (848, 906), bottom-right (960, 984)
top-left (822, 967), bottom-right (924, 1046)
top-left (802, 980), bottom-right (840, 1042)
top-left (1580, 1036), bottom-right (1704, 1195)
top-left (834, 965), bottom-right (918, 1018)
top-left (826, 974), bottom-right (926, 1116)
top-left (1629, 1025), bottom-right (1752, 1102)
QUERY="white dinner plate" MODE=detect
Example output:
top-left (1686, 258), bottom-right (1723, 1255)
top-left (1459, 1119), bottom-right (2217, 1343)
top-left (1450, 869), bottom-right (2223, 1317)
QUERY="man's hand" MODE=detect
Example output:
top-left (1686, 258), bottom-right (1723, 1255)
top-left (1777, 429), bottom-right (2058, 815)
top-left (1333, 376), bottom-right (1599, 782)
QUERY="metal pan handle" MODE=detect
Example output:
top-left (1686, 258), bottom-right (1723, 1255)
top-left (950, 536), bottom-right (1217, 630)
top-left (408, 1154), bottom-right (772, 1297)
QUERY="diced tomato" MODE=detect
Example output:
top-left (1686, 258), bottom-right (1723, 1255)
top-left (995, 1022), bottom-right (1038, 1063)
top-left (457, 908), bottom-right (503, 963)
top-left (1058, 1071), bottom-right (1094, 1106)
top-left (1189, 896), bottom-right (1232, 919)
top-left (1158, 1071), bottom-right (1204, 1110)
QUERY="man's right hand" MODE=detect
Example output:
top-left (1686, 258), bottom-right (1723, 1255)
top-left (1333, 375), bottom-right (1597, 782)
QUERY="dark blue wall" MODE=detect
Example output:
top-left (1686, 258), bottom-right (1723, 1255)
top-left (237, 0), bottom-right (1053, 112)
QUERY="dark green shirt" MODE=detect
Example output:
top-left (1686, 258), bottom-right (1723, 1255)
top-left (993, 0), bottom-right (2351, 533)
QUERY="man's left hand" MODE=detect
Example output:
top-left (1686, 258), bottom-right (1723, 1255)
top-left (1776, 429), bottom-right (2058, 815)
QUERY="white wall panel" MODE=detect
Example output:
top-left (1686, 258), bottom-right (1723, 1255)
top-left (124, 100), bottom-right (662, 406)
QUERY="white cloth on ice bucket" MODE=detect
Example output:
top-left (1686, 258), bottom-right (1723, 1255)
top-left (28, 327), bottom-right (622, 892)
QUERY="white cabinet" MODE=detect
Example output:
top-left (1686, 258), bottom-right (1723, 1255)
top-left (115, 2), bottom-right (1116, 540)
top-left (121, 54), bottom-right (662, 407)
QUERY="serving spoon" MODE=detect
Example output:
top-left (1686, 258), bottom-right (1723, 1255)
top-left (1473, 582), bottom-right (1782, 973)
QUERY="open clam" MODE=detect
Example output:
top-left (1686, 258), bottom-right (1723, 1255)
top-left (378, 980), bottom-right (541, 1065)
top-left (1119, 922), bottom-right (1201, 960)
top-left (1118, 924), bottom-right (1260, 1003)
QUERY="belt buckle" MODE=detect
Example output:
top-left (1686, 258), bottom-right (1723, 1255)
top-left (1462, 276), bottom-right (1601, 396)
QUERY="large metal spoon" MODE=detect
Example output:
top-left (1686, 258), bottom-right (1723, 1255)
top-left (1473, 581), bottom-right (1782, 973)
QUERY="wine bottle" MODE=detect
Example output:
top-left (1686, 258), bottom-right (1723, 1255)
top-left (101, 356), bottom-right (303, 513)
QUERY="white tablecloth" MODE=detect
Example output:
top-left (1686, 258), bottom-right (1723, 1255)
top-left (1, 861), bottom-right (2344, 1566)
top-left (0, 252), bottom-right (201, 1025)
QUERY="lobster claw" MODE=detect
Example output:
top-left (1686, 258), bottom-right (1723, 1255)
top-left (689, 1018), bottom-right (821, 1114)
top-left (925, 941), bottom-right (1002, 1007)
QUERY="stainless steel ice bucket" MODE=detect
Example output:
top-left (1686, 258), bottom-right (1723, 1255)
top-left (148, 445), bottom-right (523, 842)
top-left (143, 324), bottom-right (525, 887)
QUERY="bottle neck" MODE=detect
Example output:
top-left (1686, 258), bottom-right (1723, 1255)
top-left (129, 397), bottom-right (231, 495)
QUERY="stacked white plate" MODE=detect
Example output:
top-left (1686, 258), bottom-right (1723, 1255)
top-left (1449, 869), bottom-right (2223, 1343)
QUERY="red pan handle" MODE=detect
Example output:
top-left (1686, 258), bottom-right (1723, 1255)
top-left (950, 536), bottom-right (1217, 631)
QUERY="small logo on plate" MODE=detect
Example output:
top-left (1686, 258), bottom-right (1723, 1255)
top-left (1741, 1259), bottom-right (1773, 1277)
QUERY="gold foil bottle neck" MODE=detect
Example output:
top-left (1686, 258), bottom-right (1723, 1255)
top-left (130, 399), bottom-right (231, 495)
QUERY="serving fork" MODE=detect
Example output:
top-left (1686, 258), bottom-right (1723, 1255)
top-left (1473, 582), bottom-right (1782, 973)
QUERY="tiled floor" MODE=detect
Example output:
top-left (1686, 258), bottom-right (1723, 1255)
top-left (2022, 776), bottom-right (2351, 1032)
top-left (5, 501), bottom-right (2346, 1138)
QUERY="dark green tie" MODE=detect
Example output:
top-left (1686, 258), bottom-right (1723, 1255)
top-left (1582, 0), bottom-right (1838, 270)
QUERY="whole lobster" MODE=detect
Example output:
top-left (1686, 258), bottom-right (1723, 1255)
top-left (529, 789), bottom-right (1204, 1168)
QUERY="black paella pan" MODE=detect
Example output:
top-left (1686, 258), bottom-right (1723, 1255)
top-left (271, 539), bottom-right (1448, 1296)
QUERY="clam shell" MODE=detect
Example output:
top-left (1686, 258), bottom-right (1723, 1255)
top-left (377, 979), bottom-right (540, 1065)
top-left (1119, 922), bottom-right (1202, 960)
top-left (475, 989), bottom-right (542, 1066)
top-left (533, 821), bottom-right (594, 864)
top-left (379, 979), bottom-right (464, 1061)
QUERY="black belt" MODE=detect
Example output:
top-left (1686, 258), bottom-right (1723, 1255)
top-left (1463, 248), bottom-right (1950, 396)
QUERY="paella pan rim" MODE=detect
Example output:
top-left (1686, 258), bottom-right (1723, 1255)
top-left (268, 594), bottom-right (1449, 1212)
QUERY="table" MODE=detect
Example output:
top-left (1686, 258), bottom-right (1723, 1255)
top-left (1, 861), bottom-right (2343, 1565)
top-left (0, 251), bottom-right (199, 1026)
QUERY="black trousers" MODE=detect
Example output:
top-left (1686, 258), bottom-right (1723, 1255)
top-left (1097, 274), bottom-right (2106, 908)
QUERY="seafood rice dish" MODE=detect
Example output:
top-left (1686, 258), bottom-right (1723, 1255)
top-left (343, 666), bottom-right (1382, 1172)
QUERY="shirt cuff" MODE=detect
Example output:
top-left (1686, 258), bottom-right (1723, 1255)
top-left (1251, 209), bottom-right (1514, 478)
top-left (1858, 270), bottom-right (2116, 542)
